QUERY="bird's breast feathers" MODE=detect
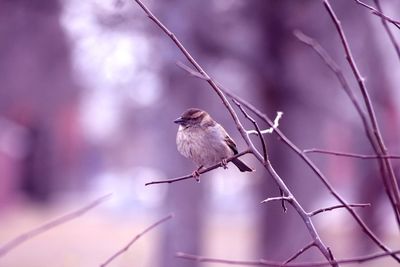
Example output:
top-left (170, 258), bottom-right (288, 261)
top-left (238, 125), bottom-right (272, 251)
top-left (176, 124), bottom-right (234, 166)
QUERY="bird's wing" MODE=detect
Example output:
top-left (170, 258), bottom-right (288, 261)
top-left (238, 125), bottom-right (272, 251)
top-left (224, 134), bottom-right (238, 155)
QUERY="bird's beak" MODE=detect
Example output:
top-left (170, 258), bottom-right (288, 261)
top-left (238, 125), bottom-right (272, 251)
top-left (174, 117), bottom-right (184, 124)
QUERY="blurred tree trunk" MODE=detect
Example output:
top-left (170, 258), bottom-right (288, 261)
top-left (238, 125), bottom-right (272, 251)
top-left (0, 0), bottom-right (82, 202)
top-left (250, 1), bottom-right (322, 261)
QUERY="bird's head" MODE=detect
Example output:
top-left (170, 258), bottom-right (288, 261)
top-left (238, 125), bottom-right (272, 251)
top-left (174, 108), bottom-right (212, 128)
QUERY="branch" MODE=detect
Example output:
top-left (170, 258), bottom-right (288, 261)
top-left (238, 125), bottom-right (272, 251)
top-left (279, 189), bottom-right (288, 213)
top-left (0, 193), bottom-right (112, 258)
top-left (100, 214), bottom-right (173, 267)
top-left (247, 112), bottom-right (284, 135)
top-left (324, 0), bottom-right (400, 222)
top-left (293, 30), bottom-right (369, 128)
top-left (373, 0), bottom-right (400, 60)
top-left (145, 150), bottom-right (251, 186)
top-left (261, 196), bottom-right (292, 204)
top-left (176, 249), bottom-right (400, 266)
top-left (309, 203), bottom-right (370, 217)
top-left (283, 242), bottom-right (316, 265)
top-left (232, 99), bottom-right (268, 162)
top-left (304, 148), bottom-right (400, 159)
top-left (353, 0), bottom-right (400, 29)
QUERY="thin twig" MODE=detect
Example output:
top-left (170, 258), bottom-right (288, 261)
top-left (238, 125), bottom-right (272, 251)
top-left (233, 99), bottom-right (268, 162)
top-left (373, 0), bottom-right (400, 60)
top-left (176, 249), bottom-right (400, 266)
top-left (309, 203), bottom-right (370, 217)
top-left (100, 214), bottom-right (174, 267)
top-left (145, 150), bottom-right (251, 186)
top-left (293, 30), bottom-right (370, 131)
top-left (279, 188), bottom-right (288, 213)
top-left (176, 61), bottom-right (205, 79)
top-left (304, 148), bottom-right (400, 159)
top-left (324, 0), bottom-right (400, 221)
top-left (353, 0), bottom-right (400, 29)
top-left (247, 112), bottom-right (284, 135)
top-left (0, 193), bottom-right (112, 258)
top-left (261, 196), bottom-right (292, 204)
top-left (283, 242), bottom-right (316, 265)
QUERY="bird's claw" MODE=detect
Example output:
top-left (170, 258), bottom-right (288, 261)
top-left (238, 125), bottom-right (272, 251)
top-left (192, 165), bottom-right (203, 183)
top-left (192, 170), bottom-right (200, 182)
top-left (220, 159), bottom-right (228, 169)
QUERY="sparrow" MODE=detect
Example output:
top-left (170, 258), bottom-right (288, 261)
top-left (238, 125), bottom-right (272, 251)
top-left (174, 108), bottom-right (253, 179)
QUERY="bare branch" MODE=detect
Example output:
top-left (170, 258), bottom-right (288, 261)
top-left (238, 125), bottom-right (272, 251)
top-left (279, 188), bottom-right (288, 213)
top-left (353, 0), bottom-right (400, 29)
top-left (145, 150), bottom-right (252, 186)
top-left (293, 30), bottom-right (369, 127)
top-left (324, 0), bottom-right (400, 223)
top-left (304, 148), bottom-right (400, 159)
top-left (0, 193), bottom-right (112, 258)
top-left (233, 99), bottom-right (268, 162)
top-left (309, 203), bottom-right (370, 217)
top-left (100, 214), bottom-right (173, 267)
top-left (247, 111), bottom-right (284, 135)
top-left (177, 252), bottom-right (274, 266)
top-left (283, 242), bottom-right (316, 265)
top-left (176, 249), bottom-right (400, 266)
top-left (261, 196), bottom-right (292, 204)
top-left (373, 0), bottom-right (400, 60)
top-left (176, 61), bottom-right (206, 79)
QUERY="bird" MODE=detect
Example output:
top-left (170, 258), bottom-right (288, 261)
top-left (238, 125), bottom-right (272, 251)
top-left (174, 108), bottom-right (253, 180)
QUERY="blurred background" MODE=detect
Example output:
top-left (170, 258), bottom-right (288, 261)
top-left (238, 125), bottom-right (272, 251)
top-left (0, 0), bottom-right (399, 266)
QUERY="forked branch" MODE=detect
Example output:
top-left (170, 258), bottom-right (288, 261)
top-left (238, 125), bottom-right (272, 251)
top-left (308, 203), bottom-right (370, 217)
top-left (353, 0), bottom-right (400, 29)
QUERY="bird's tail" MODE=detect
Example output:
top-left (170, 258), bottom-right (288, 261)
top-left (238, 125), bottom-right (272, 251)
top-left (232, 158), bottom-right (254, 172)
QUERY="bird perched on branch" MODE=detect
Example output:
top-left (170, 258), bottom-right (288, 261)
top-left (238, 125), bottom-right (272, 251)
top-left (174, 108), bottom-right (253, 180)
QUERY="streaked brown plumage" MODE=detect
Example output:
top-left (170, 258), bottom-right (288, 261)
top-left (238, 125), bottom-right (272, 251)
top-left (174, 108), bottom-right (253, 173)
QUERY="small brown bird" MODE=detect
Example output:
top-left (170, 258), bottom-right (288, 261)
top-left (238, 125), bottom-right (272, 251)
top-left (174, 108), bottom-right (253, 178)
